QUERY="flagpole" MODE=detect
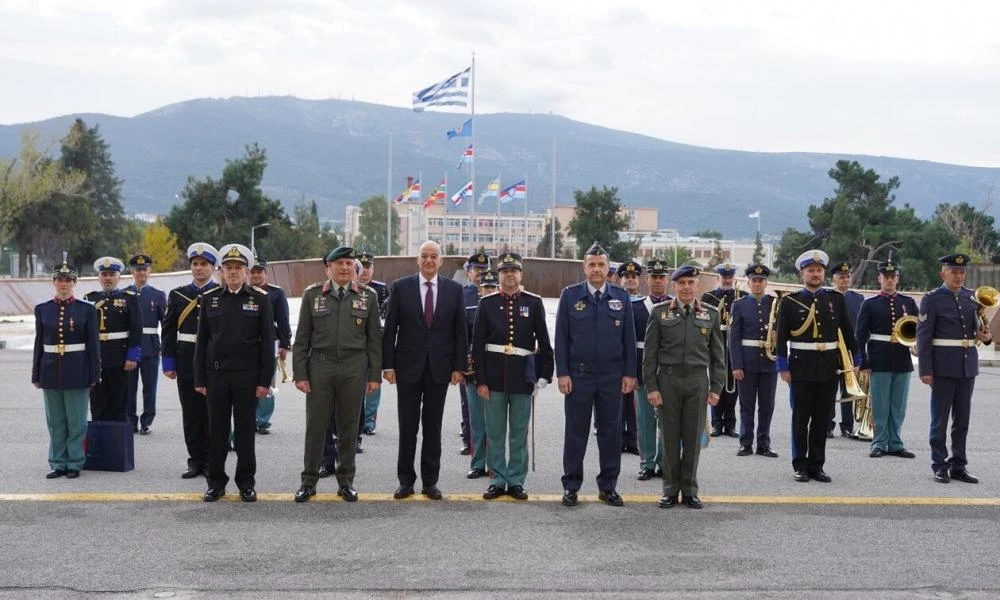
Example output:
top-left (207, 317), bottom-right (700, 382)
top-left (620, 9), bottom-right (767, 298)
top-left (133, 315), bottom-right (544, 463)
top-left (550, 137), bottom-right (557, 258)
top-left (523, 174), bottom-right (529, 256)
top-left (496, 173), bottom-right (502, 249)
top-left (467, 50), bottom-right (476, 257)
top-left (443, 171), bottom-right (448, 247)
top-left (386, 132), bottom-right (392, 256)
top-left (757, 211), bottom-right (761, 233)
top-left (418, 170), bottom-right (424, 251)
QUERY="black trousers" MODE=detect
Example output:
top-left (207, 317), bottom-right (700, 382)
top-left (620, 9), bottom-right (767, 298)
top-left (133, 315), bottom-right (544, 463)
top-left (90, 367), bottom-right (128, 421)
top-left (459, 382), bottom-right (471, 446)
top-left (206, 369), bottom-right (258, 491)
top-left (177, 376), bottom-right (209, 469)
top-left (790, 379), bottom-right (838, 473)
top-left (828, 379), bottom-right (855, 433)
top-left (711, 379), bottom-right (739, 431)
top-left (621, 391), bottom-right (637, 447)
top-left (396, 367), bottom-right (449, 487)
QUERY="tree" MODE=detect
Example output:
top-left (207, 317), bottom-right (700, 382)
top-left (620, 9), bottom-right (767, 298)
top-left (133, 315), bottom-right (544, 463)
top-left (567, 186), bottom-right (637, 260)
top-left (751, 231), bottom-right (766, 265)
top-left (707, 240), bottom-right (727, 268)
top-left (661, 245), bottom-right (696, 268)
top-left (692, 228), bottom-right (723, 239)
top-left (140, 220), bottom-right (184, 271)
top-left (445, 243), bottom-right (458, 255)
top-left (354, 195), bottom-right (401, 255)
top-left (536, 217), bottom-right (564, 258)
top-left (261, 200), bottom-right (340, 260)
top-left (932, 200), bottom-right (999, 263)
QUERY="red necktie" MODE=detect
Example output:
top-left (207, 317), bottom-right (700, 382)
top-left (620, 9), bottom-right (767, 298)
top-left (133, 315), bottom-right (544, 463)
top-left (424, 281), bottom-right (434, 327)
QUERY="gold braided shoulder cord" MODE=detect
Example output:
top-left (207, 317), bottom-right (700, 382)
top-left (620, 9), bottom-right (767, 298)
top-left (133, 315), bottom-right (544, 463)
top-left (786, 296), bottom-right (820, 338)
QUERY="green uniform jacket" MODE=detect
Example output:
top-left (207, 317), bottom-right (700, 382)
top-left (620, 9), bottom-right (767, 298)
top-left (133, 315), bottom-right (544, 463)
top-left (642, 300), bottom-right (726, 395)
top-left (292, 280), bottom-right (382, 383)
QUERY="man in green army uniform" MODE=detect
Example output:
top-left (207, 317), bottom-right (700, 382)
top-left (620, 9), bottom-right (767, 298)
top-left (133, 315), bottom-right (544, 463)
top-left (292, 247), bottom-right (382, 503)
top-left (643, 265), bottom-right (725, 509)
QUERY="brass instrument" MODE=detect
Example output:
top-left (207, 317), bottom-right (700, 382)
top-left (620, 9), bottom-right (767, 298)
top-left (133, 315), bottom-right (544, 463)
top-left (835, 328), bottom-right (867, 403)
top-left (764, 290), bottom-right (786, 361)
top-left (973, 285), bottom-right (999, 345)
top-left (277, 356), bottom-right (291, 383)
top-left (852, 370), bottom-right (873, 440)
top-left (893, 314), bottom-right (919, 356)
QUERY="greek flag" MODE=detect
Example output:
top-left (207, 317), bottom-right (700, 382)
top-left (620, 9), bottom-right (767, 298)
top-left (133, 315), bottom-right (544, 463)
top-left (413, 67), bottom-right (471, 112)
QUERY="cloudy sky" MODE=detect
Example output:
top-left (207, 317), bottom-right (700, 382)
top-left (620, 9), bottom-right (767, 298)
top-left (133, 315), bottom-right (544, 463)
top-left (2, 0), bottom-right (999, 167)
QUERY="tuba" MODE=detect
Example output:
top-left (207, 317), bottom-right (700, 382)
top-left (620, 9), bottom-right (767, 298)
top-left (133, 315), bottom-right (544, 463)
top-left (973, 286), bottom-right (999, 345)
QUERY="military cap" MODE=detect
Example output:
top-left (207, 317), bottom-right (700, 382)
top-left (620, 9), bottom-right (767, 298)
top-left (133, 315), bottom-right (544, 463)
top-left (585, 242), bottom-right (608, 257)
top-left (939, 253), bottom-right (970, 268)
top-left (715, 263), bottom-right (737, 277)
top-left (877, 261), bottom-right (899, 275)
top-left (52, 262), bottom-right (78, 281)
top-left (465, 252), bottom-right (490, 270)
top-left (93, 256), bottom-right (125, 273)
top-left (830, 260), bottom-right (852, 274)
top-left (795, 249), bottom-right (829, 271)
top-left (128, 254), bottom-right (152, 268)
top-left (324, 246), bottom-right (357, 263)
top-left (607, 262), bottom-right (619, 277)
top-left (357, 250), bottom-right (375, 265)
top-left (497, 252), bottom-right (522, 271)
top-left (187, 243), bottom-right (219, 265)
top-left (218, 243), bottom-right (253, 265)
top-left (645, 258), bottom-right (669, 275)
top-left (671, 264), bottom-right (700, 281)
top-left (479, 271), bottom-right (499, 287)
top-left (617, 260), bottom-right (642, 277)
top-left (745, 264), bottom-right (771, 279)
top-left (250, 257), bottom-right (268, 271)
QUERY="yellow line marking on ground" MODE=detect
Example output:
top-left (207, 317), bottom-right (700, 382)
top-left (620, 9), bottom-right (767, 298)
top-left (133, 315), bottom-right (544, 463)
top-left (0, 492), bottom-right (998, 506)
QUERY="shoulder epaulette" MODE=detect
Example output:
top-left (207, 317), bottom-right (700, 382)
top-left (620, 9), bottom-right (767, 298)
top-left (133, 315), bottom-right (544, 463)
top-left (521, 290), bottom-right (541, 299)
top-left (266, 283), bottom-right (282, 290)
top-left (123, 289), bottom-right (136, 296)
top-left (825, 288), bottom-right (844, 296)
top-left (251, 285), bottom-right (268, 295)
top-left (631, 295), bottom-right (646, 303)
top-left (78, 298), bottom-right (95, 306)
top-left (563, 282), bottom-right (585, 293)
top-left (202, 287), bottom-right (224, 295)
top-left (303, 282), bottom-right (322, 293)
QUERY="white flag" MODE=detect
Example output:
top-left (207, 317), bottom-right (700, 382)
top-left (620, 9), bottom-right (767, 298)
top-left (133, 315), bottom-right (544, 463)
top-left (748, 211), bottom-right (760, 219)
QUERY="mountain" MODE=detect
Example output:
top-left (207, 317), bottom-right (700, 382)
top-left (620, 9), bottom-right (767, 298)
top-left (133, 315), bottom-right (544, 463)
top-left (1, 96), bottom-right (997, 237)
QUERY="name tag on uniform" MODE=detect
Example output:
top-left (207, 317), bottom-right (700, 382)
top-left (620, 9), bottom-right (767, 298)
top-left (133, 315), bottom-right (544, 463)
top-left (314, 296), bottom-right (327, 312)
top-left (608, 299), bottom-right (623, 311)
top-left (351, 298), bottom-right (368, 311)
top-left (696, 310), bottom-right (709, 320)
top-left (211, 297), bottom-right (220, 308)
top-left (661, 312), bottom-right (677, 320)
top-left (519, 306), bottom-right (530, 318)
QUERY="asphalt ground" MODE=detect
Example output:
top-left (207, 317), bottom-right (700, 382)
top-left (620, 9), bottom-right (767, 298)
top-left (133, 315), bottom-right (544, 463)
top-left (2, 309), bottom-right (1000, 598)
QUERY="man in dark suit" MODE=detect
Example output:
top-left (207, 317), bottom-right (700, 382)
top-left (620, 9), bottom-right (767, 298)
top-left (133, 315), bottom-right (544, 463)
top-left (382, 240), bottom-right (467, 500)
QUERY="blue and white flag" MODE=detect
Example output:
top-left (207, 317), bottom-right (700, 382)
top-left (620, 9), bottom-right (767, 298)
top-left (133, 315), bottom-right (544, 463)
top-left (478, 177), bottom-right (501, 205)
top-left (413, 67), bottom-right (471, 112)
top-left (446, 119), bottom-right (472, 139)
top-left (456, 144), bottom-right (474, 170)
top-left (498, 180), bottom-right (527, 204)
top-left (451, 180), bottom-right (473, 207)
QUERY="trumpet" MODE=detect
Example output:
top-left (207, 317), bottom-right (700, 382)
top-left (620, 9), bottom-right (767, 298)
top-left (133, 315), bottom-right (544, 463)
top-left (764, 290), bottom-right (786, 361)
top-left (277, 356), bottom-right (291, 383)
top-left (974, 286), bottom-right (999, 345)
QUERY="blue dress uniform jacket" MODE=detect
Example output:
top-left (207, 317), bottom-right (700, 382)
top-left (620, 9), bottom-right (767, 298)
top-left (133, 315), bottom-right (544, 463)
top-left (917, 286), bottom-right (986, 378)
top-left (463, 283), bottom-right (479, 312)
top-left (32, 298), bottom-right (101, 389)
top-left (124, 284), bottom-right (166, 356)
top-left (83, 288), bottom-right (142, 366)
top-left (193, 285), bottom-right (276, 389)
top-left (776, 288), bottom-right (859, 381)
top-left (263, 283), bottom-right (292, 350)
top-left (472, 291), bottom-right (554, 395)
top-left (856, 293), bottom-right (918, 372)
top-left (161, 281), bottom-right (219, 376)
top-left (729, 294), bottom-right (778, 373)
top-left (367, 280), bottom-right (390, 319)
top-left (555, 282), bottom-right (636, 378)
top-left (842, 289), bottom-right (864, 332)
top-left (631, 295), bottom-right (672, 385)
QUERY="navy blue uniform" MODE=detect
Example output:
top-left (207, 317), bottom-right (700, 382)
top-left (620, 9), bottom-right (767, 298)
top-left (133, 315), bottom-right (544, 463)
top-left (124, 283), bottom-right (166, 430)
top-left (368, 280), bottom-right (390, 319)
top-left (555, 282), bottom-right (636, 493)
top-left (255, 282), bottom-right (292, 430)
top-left (729, 293), bottom-right (778, 451)
top-left (701, 287), bottom-right (744, 434)
top-left (84, 288), bottom-right (142, 421)
top-left (631, 293), bottom-right (671, 472)
top-left (458, 283), bottom-right (479, 448)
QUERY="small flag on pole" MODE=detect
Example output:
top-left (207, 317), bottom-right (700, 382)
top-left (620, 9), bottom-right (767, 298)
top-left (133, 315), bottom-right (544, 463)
top-left (424, 179), bottom-right (447, 208)
top-left (413, 67), bottom-right (471, 112)
top-left (446, 119), bottom-right (472, 139)
top-left (408, 178), bottom-right (422, 201)
top-left (478, 177), bottom-right (501, 205)
top-left (456, 144), bottom-right (474, 170)
top-left (748, 210), bottom-right (760, 219)
top-left (451, 181), bottom-right (473, 206)
top-left (498, 180), bottom-right (527, 204)
top-left (394, 177), bottom-right (417, 204)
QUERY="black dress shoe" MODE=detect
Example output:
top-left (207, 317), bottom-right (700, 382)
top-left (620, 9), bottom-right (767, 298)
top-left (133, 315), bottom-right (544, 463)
top-left (933, 469), bottom-right (951, 483)
top-left (841, 430), bottom-right (853, 439)
top-left (255, 424), bottom-right (270, 435)
top-left (466, 468), bottom-right (488, 479)
top-left (683, 495), bottom-right (704, 509)
top-left (181, 466), bottom-right (204, 479)
top-left (421, 485), bottom-right (443, 500)
top-left (724, 430), bottom-right (740, 438)
top-left (362, 426), bottom-right (375, 435)
top-left (139, 426), bottom-right (151, 435)
top-left (483, 484), bottom-right (505, 500)
top-left (46, 469), bottom-right (67, 479)
top-left (65, 469), bottom-right (80, 479)
top-left (294, 485), bottom-right (316, 502)
top-left (637, 467), bottom-right (655, 481)
top-left (393, 485), bottom-right (414, 499)
top-left (889, 449), bottom-right (916, 459)
top-left (810, 471), bottom-right (832, 483)
top-left (870, 448), bottom-right (886, 458)
top-left (508, 485), bottom-right (528, 500)
top-left (709, 426), bottom-right (722, 437)
top-left (658, 495), bottom-right (678, 508)
top-left (240, 488), bottom-right (257, 503)
top-left (203, 488), bottom-right (225, 502)
top-left (622, 444), bottom-right (639, 455)
top-left (950, 470), bottom-right (979, 484)
top-left (561, 490), bottom-right (578, 507)
top-left (756, 447), bottom-right (779, 458)
top-left (598, 489), bottom-right (624, 507)
top-left (133, 425), bottom-right (139, 433)
top-left (318, 464), bottom-right (335, 478)
top-left (459, 444), bottom-right (471, 456)
top-left (737, 445), bottom-right (753, 456)
top-left (794, 470), bottom-right (810, 482)
top-left (338, 485), bottom-right (359, 501)
top-left (826, 430), bottom-right (835, 439)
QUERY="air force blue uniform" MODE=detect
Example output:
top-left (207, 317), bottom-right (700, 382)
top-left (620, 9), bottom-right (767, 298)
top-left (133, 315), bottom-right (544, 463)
top-left (124, 283), bottom-right (166, 431)
top-left (729, 293), bottom-right (778, 452)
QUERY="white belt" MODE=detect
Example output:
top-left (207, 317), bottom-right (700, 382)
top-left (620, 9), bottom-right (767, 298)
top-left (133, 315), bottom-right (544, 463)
top-left (177, 333), bottom-right (198, 343)
top-left (142, 327), bottom-right (159, 335)
top-left (636, 341), bottom-right (645, 349)
top-left (485, 343), bottom-right (533, 357)
top-left (720, 325), bottom-right (729, 331)
top-left (43, 343), bottom-right (86, 354)
top-left (788, 341), bottom-right (837, 351)
top-left (868, 333), bottom-right (898, 343)
top-left (932, 338), bottom-right (974, 348)
top-left (99, 331), bottom-right (128, 341)
top-left (741, 340), bottom-right (766, 348)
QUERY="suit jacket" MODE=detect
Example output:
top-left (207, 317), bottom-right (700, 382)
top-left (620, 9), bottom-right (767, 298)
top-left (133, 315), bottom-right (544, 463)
top-left (382, 273), bottom-right (467, 385)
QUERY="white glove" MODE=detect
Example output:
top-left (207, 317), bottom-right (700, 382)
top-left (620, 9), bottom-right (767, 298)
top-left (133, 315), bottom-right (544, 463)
top-left (535, 379), bottom-right (549, 391)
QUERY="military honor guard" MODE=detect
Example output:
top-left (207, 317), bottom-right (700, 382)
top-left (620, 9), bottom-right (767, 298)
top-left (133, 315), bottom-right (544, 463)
top-left (84, 256), bottom-right (142, 422)
top-left (194, 244), bottom-right (275, 502)
top-left (32, 259), bottom-right (101, 479)
top-left (356, 249), bottom-right (390, 435)
top-left (124, 254), bottom-right (166, 435)
top-left (555, 242), bottom-right (637, 507)
top-left (464, 270), bottom-right (499, 480)
top-left (458, 252), bottom-right (491, 455)
top-left (729, 264), bottom-right (779, 458)
top-left (471, 254), bottom-right (554, 500)
top-left (917, 253), bottom-right (993, 484)
top-left (632, 258), bottom-right (672, 480)
top-left (776, 250), bottom-right (860, 483)
top-left (291, 247), bottom-right (381, 503)
top-left (701, 263), bottom-right (743, 437)
top-left (616, 260), bottom-right (643, 455)
top-left (828, 261), bottom-right (865, 438)
top-left (249, 258), bottom-right (292, 435)
top-left (162, 243), bottom-right (220, 479)
top-left (855, 260), bottom-right (918, 459)
top-left (643, 265), bottom-right (724, 509)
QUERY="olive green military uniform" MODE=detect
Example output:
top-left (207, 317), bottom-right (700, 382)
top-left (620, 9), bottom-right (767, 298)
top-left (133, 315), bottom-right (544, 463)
top-left (643, 299), bottom-right (725, 498)
top-left (294, 279), bottom-right (381, 488)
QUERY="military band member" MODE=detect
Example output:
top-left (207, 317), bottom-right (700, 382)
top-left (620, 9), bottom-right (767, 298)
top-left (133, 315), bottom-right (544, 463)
top-left (856, 260), bottom-right (918, 459)
top-left (85, 256), bottom-right (142, 422)
top-left (32, 260), bottom-right (101, 479)
top-left (644, 265), bottom-right (724, 509)
top-left (194, 244), bottom-right (274, 502)
top-left (777, 250), bottom-right (860, 483)
top-left (555, 242), bottom-right (636, 507)
top-left (633, 258), bottom-right (672, 480)
top-left (472, 254), bottom-right (554, 500)
top-left (701, 263), bottom-right (742, 437)
top-left (250, 258), bottom-right (292, 435)
top-left (162, 243), bottom-right (219, 479)
top-left (357, 249), bottom-right (389, 435)
top-left (464, 270), bottom-right (499, 479)
top-left (459, 252), bottom-right (491, 455)
top-left (293, 247), bottom-right (381, 503)
top-left (617, 260), bottom-right (643, 456)
top-left (124, 254), bottom-right (166, 435)
top-left (828, 261), bottom-right (865, 438)
top-left (917, 253), bottom-right (992, 484)
top-left (729, 264), bottom-right (779, 458)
